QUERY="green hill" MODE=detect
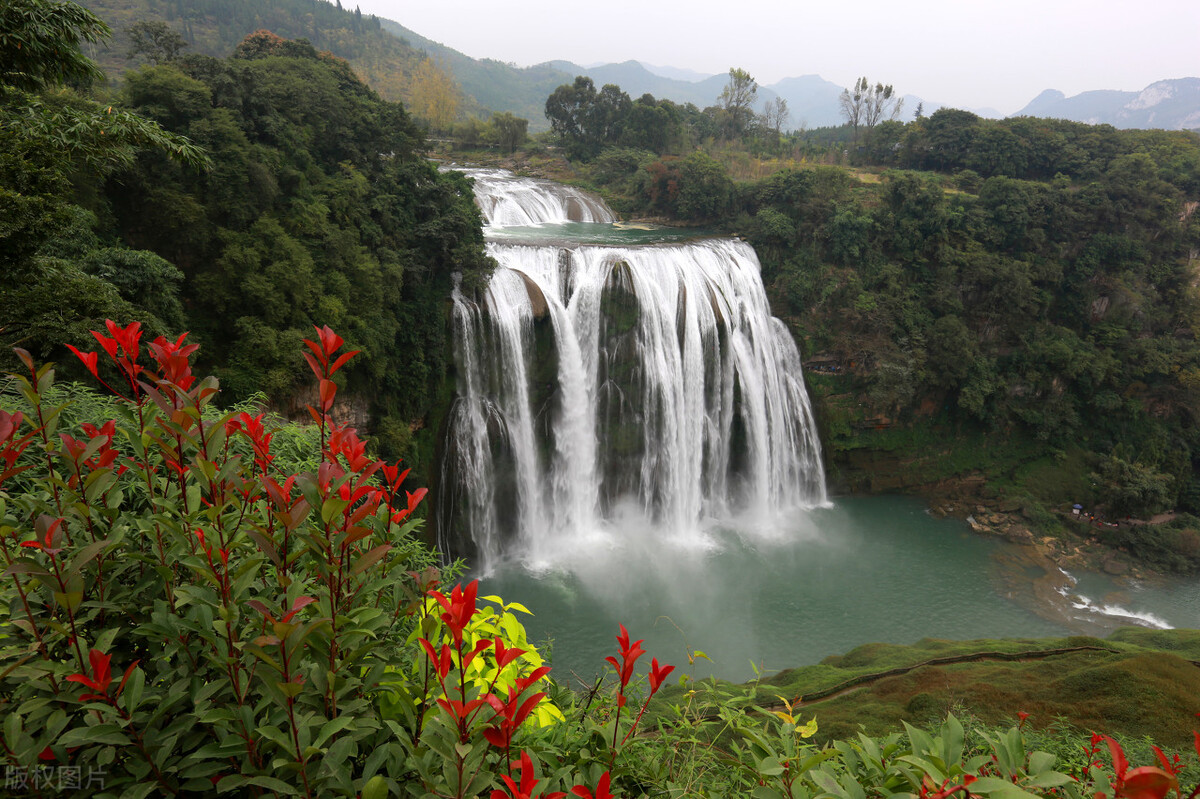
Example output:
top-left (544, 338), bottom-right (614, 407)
top-left (78, 0), bottom-right (487, 119)
top-left (658, 628), bottom-right (1200, 748)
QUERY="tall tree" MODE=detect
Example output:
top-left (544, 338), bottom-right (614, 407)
top-left (761, 96), bottom-right (790, 137)
top-left (545, 75), bottom-right (596, 144)
top-left (839, 77), bottom-right (902, 143)
top-left (409, 57), bottom-right (459, 132)
top-left (718, 67), bottom-right (757, 137)
top-left (490, 111), bottom-right (527, 153)
top-left (125, 20), bottom-right (188, 65)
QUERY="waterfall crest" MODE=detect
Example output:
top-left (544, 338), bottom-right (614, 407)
top-left (465, 167), bottom-right (616, 226)
top-left (438, 170), bottom-right (826, 570)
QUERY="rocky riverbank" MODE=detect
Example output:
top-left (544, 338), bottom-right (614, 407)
top-left (919, 475), bottom-right (1150, 578)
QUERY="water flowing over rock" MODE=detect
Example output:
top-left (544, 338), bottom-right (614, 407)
top-left (437, 169), bottom-right (826, 570)
top-left (465, 167), bottom-right (616, 226)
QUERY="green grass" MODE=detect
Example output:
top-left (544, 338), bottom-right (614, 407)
top-left (653, 629), bottom-right (1200, 749)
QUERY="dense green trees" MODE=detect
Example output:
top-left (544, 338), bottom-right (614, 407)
top-left (2, 1), bottom-right (491, 468)
top-left (78, 0), bottom-right (489, 125)
top-left (570, 97), bottom-right (1200, 528)
top-left (103, 40), bottom-right (492, 459)
top-left (543, 77), bottom-right (725, 160)
top-left (733, 160), bottom-right (1200, 519)
top-left (1, 0), bottom-right (205, 363)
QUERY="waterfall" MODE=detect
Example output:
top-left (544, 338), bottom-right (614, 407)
top-left (465, 168), bottom-right (617, 226)
top-left (438, 169), bottom-right (826, 570)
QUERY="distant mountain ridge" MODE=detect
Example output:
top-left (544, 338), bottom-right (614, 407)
top-left (75, 0), bottom-right (1200, 135)
top-left (1013, 78), bottom-right (1200, 130)
top-left (377, 19), bottom-right (571, 129)
top-left (542, 59), bottom-right (853, 128)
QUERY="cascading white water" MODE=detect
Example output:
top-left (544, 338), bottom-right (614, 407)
top-left (438, 170), bottom-right (826, 570)
top-left (465, 168), bottom-right (617, 226)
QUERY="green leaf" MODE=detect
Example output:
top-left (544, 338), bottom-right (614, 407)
top-left (277, 680), bottom-right (303, 698)
top-left (969, 776), bottom-right (1041, 799)
top-left (57, 724), bottom-right (131, 747)
top-left (1027, 772), bottom-right (1074, 789)
top-left (809, 767), bottom-right (847, 798)
top-left (898, 755), bottom-right (946, 783)
top-left (123, 782), bottom-right (159, 799)
top-left (314, 716), bottom-right (355, 748)
top-left (361, 775), bottom-right (388, 799)
top-left (247, 775), bottom-right (301, 794)
top-left (53, 590), bottom-right (83, 612)
top-left (942, 713), bottom-right (964, 765)
top-left (255, 725), bottom-right (294, 754)
top-left (68, 538), bottom-right (110, 577)
top-left (3, 561), bottom-right (51, 578)
top-left (1028, 750), bottom-right (1056, 774)
top-left (321, 497), bottom-right (349, 524)
top-left (124, 667), bottom-right (145, 715)
top-left (351, 544), bottom-right (391, 576)
top-left (757, 755), bottom-right (784, 777)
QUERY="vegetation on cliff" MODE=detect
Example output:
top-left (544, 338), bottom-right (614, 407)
top-left (3, 4), bottom-right (493, 468)
top-left (532, 71), bottom-right (1200, 570)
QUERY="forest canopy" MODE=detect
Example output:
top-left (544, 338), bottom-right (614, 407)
top-left (2, 5), bottom-right (492, 465)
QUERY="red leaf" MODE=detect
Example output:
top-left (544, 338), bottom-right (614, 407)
top-left (65, 345), bottom-right (99, 379)
top-left (247, 600), bottom-right (273, 621)
top-left (329, 349), bottom-right (360, 375)
top-left (319, 379), bottom-right (337, 412)
top-left (90, 330), bottom-right (119, 359)
top-left (495, 638), bottom-right (526, 670)
top-left (115, 661), bottom-right (140, 699)
top-left (511, 693), bottom-right (546, 728)
top-left (88, 648), bottom-right (112, 691)
top-left (302, 338), bottom-right (327, 368)
top-left (65, 673), bottom-right (102, 692)
top-left (1106, 736), bottom-right (1129, 779)
top-left (1117, 767), bottom-right (1177, 799)
top-left (649, 657), bottom-right (676, 694)
top-left (281, 595), bottom-right (316, 623)
top-left (315, 325), bottom-right (344, 357)
top-left (483, 726), bottom-right (510, 749)
top-left (406, 487), bottom-right (428, 513)
top-left (0, 410), bottom-right (22, 443)
top-left (461, 639), bottom-right (492, 672)
top-left (1151, 745), bottom-right (1175, 776)
top-left (302, 351), bottom-right (324, 381)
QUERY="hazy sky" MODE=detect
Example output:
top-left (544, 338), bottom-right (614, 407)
top-left (350, 0), bottom-right (1198, 115)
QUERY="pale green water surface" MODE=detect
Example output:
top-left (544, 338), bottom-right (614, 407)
top-left (477, 496), bottom-right (1088, 684)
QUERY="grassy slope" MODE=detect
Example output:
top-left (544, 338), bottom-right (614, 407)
top-left (654, 628), bottom-right (1200, 748)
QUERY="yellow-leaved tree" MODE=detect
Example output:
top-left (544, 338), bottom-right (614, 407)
top-left (409, 57), bottom-right (459, 133)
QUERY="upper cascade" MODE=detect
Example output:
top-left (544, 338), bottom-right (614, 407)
top-left (460, 167), bottom-right (617, 227)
